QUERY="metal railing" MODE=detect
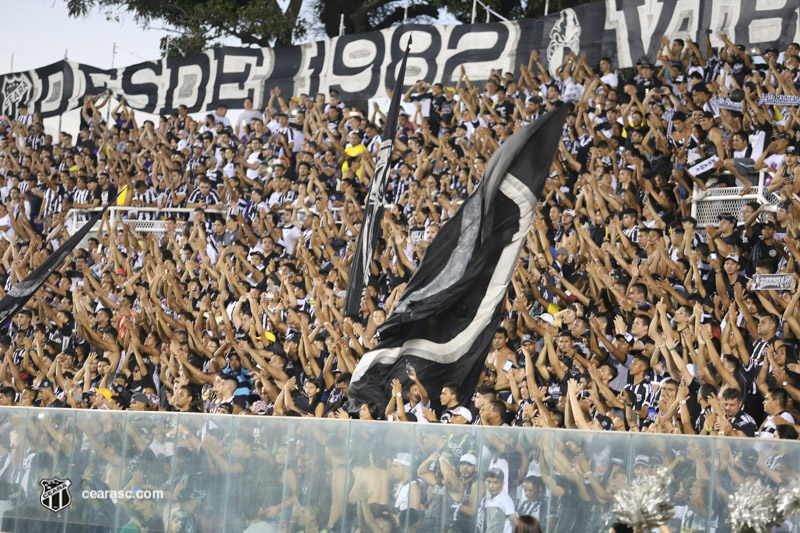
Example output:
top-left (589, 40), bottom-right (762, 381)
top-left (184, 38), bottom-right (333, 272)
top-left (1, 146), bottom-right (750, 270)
top-left (65, 205), bottom-right (344, 236)
top-left (65, 207), bottom-right (222, 236)
top-left (690, 170), bottom-right (782, 228)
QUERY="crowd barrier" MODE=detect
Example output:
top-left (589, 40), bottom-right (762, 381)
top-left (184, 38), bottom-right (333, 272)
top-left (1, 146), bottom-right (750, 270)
top-left (0, 407), bottom-right (798, 532)
top-left (690, 170), bottom-right (782, 228)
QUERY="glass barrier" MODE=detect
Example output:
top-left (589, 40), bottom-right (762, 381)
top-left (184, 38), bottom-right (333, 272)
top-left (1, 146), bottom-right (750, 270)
top-left (0, 407), bottom-right (798, 533)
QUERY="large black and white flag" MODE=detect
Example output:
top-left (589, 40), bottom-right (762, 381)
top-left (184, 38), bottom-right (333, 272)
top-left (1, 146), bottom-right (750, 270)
top-left (349, 106), bottom-right (568, 410)
top-left (343, 39), bottom-right (412, 318)
top-left (0, 207), bottom-right (108, 326)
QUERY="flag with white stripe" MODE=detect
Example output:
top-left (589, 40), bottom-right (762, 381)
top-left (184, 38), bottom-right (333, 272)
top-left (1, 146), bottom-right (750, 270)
top-left (343, 38), bottom-right (412, 318)
top-left (348, 106), bottom-right (568, 411)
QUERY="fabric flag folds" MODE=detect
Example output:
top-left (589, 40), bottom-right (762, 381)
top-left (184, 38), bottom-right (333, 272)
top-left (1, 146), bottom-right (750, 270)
top-left (0, 207), bottom-right (108, 325)
top-left (349, 106), bottom-right (568, 410)
top-left (343, 38), bottom-right (412, 318)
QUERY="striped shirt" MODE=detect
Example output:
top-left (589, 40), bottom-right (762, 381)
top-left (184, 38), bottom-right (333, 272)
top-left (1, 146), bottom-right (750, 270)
top-left (132, 187), bottom-right (159, 220)
top-left (42, 186), bottom-right (66, 220)
top-left (187, 187), bottom-right (221, 207)
top-left (71, 188), bottom-right (92, 222)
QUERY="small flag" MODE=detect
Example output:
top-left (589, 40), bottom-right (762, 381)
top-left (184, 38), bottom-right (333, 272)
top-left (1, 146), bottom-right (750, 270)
top-left (0, 206), bottom-right (109, 325)
top-left (343, 37), bottom-right (413, 318)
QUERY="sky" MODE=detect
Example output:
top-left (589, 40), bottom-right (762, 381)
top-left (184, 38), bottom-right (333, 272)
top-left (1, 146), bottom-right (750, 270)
top-left (3, 0), bottom-right (174, 74)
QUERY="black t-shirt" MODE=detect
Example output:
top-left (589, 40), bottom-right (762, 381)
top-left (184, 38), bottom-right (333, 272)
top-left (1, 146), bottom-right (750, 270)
top-left (494, 101), bottom-right (515, 121)
top-left (730, 410), bottom-right (758, 437)
top-left (94, 185), bottom-right (118, 206)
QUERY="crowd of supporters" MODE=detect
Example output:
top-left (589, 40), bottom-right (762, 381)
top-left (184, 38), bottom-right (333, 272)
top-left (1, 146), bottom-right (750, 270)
top-left (1, 33), bottom-right (800, 437)
top-left (0, 29), bottom-right (799, 533)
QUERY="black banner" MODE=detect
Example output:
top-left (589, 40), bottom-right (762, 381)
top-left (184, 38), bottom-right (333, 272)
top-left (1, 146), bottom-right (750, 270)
top-left (0, 207), bottom-right (107, 326)
top-left (1, 1), bottom-right (798, 119)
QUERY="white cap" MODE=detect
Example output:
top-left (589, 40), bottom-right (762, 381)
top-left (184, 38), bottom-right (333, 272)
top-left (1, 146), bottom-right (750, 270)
top-left (448, 406), bottom-right (473, 423)
top-left (394, 452), bottom-right (411, 466)
top-left (538, 313), bottom-right (555, 325)
top-left (460, 453), bottom-right (478, 465)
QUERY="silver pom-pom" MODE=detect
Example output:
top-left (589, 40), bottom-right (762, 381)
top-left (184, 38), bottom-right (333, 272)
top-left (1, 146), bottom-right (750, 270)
top-left (728, 479), bottom-right (781, 533)
top-left (612, 466), bottom-right (675, 530)
top-left (777, 478), bottom-right (800, 518)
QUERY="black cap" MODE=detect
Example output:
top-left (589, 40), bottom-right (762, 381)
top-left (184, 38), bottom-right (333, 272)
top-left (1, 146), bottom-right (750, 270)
top-left (718, 213), bottom-right (737, 224)
top-left (33, 379), bottom-right (53, 391)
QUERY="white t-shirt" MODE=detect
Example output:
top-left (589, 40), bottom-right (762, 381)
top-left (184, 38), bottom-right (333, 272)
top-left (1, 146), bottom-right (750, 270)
top-left (0, 213), bottom-right (13, 240)
top-left (758, 412), bottom-right (794, 438)
top-left (245, 152), bottom-right (263, 180)
top-left (213, 113), bottom-right (232, 128)
top-left (601, 72), bottom-right (619, 87)
top-left (478, 491), bottom-right (515, 533)
top-left (236, 109), bottom-right (264, 132)
top-left (405, 400), bottom-right (431, 423)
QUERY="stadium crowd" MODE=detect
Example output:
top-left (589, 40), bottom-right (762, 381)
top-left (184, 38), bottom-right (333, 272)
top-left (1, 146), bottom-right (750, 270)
top-left (0, 29), bottom-right (799, 533)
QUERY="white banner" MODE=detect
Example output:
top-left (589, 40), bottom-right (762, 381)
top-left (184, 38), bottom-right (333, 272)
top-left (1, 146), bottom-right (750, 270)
top-left (688, 156), bottom-right (719, 177)
top-left (760, 94), bottom-right (800, 107)
top-left (751, 273), bottom-right (794, 291)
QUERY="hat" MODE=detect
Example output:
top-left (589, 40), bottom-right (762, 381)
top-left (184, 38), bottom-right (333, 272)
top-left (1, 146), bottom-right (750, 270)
top-left (725, 253), bottom-right (740, 264)
top-left (448, 406), bottom-right (473, 423)
top-left (394, 452), bottom-right (412, 466)
top-left (718, 213), bottom-right (737, 224)
top-left (284, 331), bottom-right (300, 343)
top-left (674, 75), bottom-right (687, 83)
top-left (762, 220), bottom-right (776, 228)
top-left (251, 400), bottom-right (268, 414)
top-left (555, 247), bottom-right (569, 256)
top-left (538, 313), bottom-right (555, 325)
top-left (562, 209), bottom-right (576, 217)
top-left (520, 334), bottom-right (535, 344)
top-left (786, 144), bottom-right (799, 155)
top-left (133, 393), bottom-right (150, 404)
top-left (335, 290), bottom-right (347, 298)
top-left (595, 414), bottom-right (614, 431)
top-left (636, 55), bottom-right (651, 66)
top-left (460, 453), bottom-right (478, 465)
top-left (34, 379), bottom-right (53, 391)
top-left (633, 454), bottom-right (651, 467)
top-left (115, 268), bottom-right (127, 276)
